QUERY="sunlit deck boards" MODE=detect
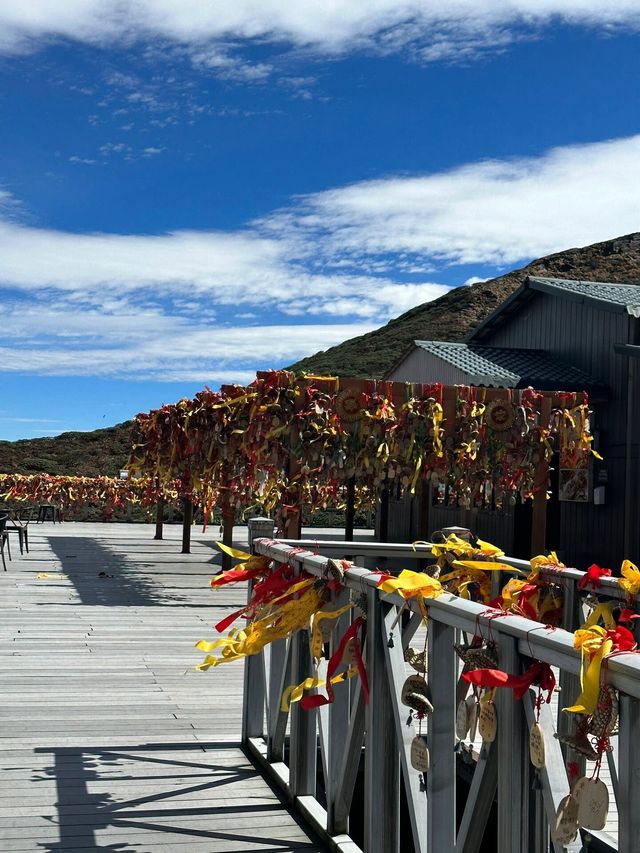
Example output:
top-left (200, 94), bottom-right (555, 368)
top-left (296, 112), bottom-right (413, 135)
top-left (0, 522), bottom-right (322, 852)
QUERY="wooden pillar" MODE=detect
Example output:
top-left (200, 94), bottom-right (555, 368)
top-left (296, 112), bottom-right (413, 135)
top-left (530, 396), bottom-right (552, 557)
top-left (222, 506), bottom-right (235, 572)
top-left (345, 475), bottom-right (356, 541)
top-left (181, 497), bottom-right (192, 554)
top-left (154, 497), bottom-right (164, 540)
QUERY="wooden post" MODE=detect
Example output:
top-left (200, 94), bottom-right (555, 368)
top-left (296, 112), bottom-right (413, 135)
top-left (530, 396), bottom-right (552, 557)
top-left (181, 497), bottom-right (192, 554)
top-left (345, 475), bottom-right (355, 541)
top-left (222, 506), bottom-right (235, 572)
top-left (154, 497), bottom-right (164, 540)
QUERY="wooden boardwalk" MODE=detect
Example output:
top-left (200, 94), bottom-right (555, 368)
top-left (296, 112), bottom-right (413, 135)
top-left (0, 522), bottom-right (323, 853)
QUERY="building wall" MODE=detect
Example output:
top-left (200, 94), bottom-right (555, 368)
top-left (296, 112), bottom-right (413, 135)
top-left (476, 291), bottom-right (635, 569)
top-left (387, 349), bottom-right (470, 385)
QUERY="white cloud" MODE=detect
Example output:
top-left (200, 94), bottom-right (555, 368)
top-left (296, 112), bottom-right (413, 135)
top-left (1, 1), bottom-right (640, 60)
top-left (277, 134), bottom-right (640, 267)
top-left (2, 133), bottom-right (640, 381)
top-left (0, 322), bottom-right (376, 379)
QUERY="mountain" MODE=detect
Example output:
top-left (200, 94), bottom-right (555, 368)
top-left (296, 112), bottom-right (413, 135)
top-left (3, 232), bottom-right (640, 475)
top-left (0, 422), bottom-right (132, 476)
top-left (288, 232), bottom-right (640, 378)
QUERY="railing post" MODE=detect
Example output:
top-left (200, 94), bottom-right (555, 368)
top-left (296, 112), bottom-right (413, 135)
top-left (242, 579), bottom-right (265, 743)
top-left (618, 693), bottom-right (640, 850)
top-left (364, 587), bottom-right (400, 853)
top-left (496, 636), bottom-right (528, 853)
top-left (327, 593), bottom-right (352, 833)
top-left (181, 497), bottom-right (192, 554)
top-left (289, 627), bottom-right (317, 797)
top-left (427, 616), bottom-right (457, 852)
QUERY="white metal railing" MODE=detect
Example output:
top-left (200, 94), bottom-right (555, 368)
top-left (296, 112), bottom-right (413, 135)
top-left (241, 538), bottom-right (638, 853)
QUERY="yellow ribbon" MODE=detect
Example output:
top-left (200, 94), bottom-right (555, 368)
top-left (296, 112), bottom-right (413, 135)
top-left (564, 604), bottom-right (616, 715)
top-left (619, 559), bottom-right (640, 599)
top-left (378, 569), bottom-right (443, 600)
top-left (280, 668), bottom-right (356, 712)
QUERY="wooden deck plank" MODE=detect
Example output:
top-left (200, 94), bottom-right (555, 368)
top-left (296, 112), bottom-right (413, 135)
top-left (0, 522), bottom-right (321, 852)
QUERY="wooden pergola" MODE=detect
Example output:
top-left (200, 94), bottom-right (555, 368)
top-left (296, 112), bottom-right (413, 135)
top-left (128, 371), bottom-right (592, 562)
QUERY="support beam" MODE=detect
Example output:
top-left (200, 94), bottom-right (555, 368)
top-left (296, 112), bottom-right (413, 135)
top-left (181, 497), bottom-right (192, 554)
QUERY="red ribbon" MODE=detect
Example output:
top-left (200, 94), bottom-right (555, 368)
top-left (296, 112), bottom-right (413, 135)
top-left (578, 564), bottom-right (611, 590)
top-left (463, 661), bottom-right (556, 701)
top-left (301, 616), bottom-right (369, 710)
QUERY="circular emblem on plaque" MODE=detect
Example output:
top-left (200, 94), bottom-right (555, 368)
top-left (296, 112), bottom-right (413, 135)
top-left (335, 389), bottom-right (364, 423)
top-left (484, 399), bottom-right (515, 432)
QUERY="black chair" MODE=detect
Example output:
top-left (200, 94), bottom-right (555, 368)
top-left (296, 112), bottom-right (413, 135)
top-left (5, 506), bottom-right (33, 554)
top-left (0, 514), bottom-right (10, 571)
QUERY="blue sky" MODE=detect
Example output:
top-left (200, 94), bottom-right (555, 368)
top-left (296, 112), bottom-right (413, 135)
top-left (1, 3), bottom-right (640, 440)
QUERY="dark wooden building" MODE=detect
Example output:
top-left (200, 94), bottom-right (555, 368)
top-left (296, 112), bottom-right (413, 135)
top-left (385, 276), bottom-right (640, 570)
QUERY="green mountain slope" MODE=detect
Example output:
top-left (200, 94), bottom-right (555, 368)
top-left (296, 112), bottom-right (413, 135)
top-left (0, 422), bottom-right (132, 476)
top-left (288, 232), bottom-right (640, 377)
top-left (3, 232), bottom-right (640, 475)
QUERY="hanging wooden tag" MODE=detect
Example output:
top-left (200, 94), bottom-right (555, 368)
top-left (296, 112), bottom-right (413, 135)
top-left (410, 735), bottom-right (430, 772)
top-left (529, 722), bottom-right (546, 769)
top-left (456, 699), bottom-right (470, 740)
top-left (577, 778), bottom-right (609, 831)
top-left (552, 794), bottom-right (579, 845)
top-left (467, 696), bottom-right (479, 743)
top-left (342, 638), bottom-right (357, 665)
top-left (478, 702), bottom-right (497, 742)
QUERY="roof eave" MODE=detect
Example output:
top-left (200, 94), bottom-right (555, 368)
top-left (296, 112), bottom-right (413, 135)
top-left (527, 277), bottom-right (629, 314)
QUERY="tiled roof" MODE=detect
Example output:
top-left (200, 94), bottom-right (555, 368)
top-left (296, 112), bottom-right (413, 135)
top-left (528, 277), bottom-right (640, 317)
top-left (414, 341), bottom-right (605, 391)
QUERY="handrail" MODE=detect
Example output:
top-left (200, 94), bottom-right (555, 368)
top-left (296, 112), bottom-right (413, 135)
top-left (240, 537), bottom-right (638, 853)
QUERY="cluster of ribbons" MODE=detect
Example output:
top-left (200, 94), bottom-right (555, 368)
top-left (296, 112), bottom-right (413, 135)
top-left (128, 370), bottom-right (597, 528)
top-left (196, 544), bottom-right (369, 711)
top-left (0, 473), bottom-right (174, 516)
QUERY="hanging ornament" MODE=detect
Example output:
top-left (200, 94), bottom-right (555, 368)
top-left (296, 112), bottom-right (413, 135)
top-left (456, 699), bottom-right (471, 740)
top-left (401, 674), bottom-right (433, 715)
top-left (467, 695), bottom-right (479, 742)
top-left (478, 695), bottom-right (497, 742)
top-left (484, 399), bottom-right (516, 432)
top-left (335, 388), bottom-right (364, 423)
top-left (454, 638), bottom-right (499, 670)
top-left (588, 684), bottom-right (619, 738)
top-left (529, 722), bottom-right (546, 769)
top-left (552, 793), bottom-right (579, 845)
top-left (577, 778), bottom-right (609, 831)
top-left (404, 646), bottom-right (427, 673)
top-left (410, 735), bottom-right (430, 772)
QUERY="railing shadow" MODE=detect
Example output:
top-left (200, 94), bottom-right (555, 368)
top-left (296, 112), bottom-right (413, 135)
top-left (32, 741), bottom-right (308, 852)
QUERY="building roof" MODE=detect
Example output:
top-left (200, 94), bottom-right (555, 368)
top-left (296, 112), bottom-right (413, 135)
top-left (528, 277), bottom-right (640, 316)
top-left (470, 275), bottom-right (640, 342)
top-left (413, 341), bottom-right (607, 393)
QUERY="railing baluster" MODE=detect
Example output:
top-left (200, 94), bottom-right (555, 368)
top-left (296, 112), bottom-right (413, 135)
top-left (289, 626), bottom-right (317, 797)
top-left (364, 587), bottom-right (400, 853)
top-left (496, 636), bottom-right (527, 853)
top-left (427, 616), bottom-right (457, 852)
top-left (327, 595), bottom-right (352, 828)
top-left (267, 637), bottom-right (291, 762)
top-left (331, 679), bottom-right (365, 835)
top-left (383, 603), bottom-right (428, 853)
top-left (242, 579), bottom-right (265, 742)
top-left (618, 693), bottom-right (640, 851)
